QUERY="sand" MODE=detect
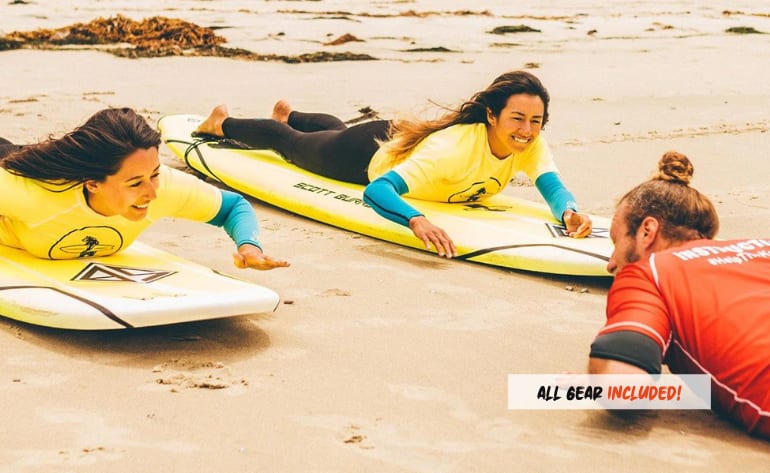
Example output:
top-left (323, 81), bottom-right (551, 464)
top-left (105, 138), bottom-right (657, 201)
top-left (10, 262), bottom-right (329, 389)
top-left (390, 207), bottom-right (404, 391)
top-left (2, 6), bottom-right (770, 472)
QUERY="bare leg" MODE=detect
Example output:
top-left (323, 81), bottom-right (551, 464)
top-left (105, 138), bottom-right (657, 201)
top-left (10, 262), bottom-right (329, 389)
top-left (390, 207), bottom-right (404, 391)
top-left (195, 105), bottom-right (229, 137)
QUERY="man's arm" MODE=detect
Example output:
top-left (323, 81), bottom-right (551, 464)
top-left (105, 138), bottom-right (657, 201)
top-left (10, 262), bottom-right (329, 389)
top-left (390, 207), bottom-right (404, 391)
top-left (588, 357), bottom-right (650, 375)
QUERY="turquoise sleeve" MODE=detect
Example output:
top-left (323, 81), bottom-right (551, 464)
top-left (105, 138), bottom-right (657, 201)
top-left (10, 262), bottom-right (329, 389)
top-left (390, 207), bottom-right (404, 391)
top-left (206, 190), bottom-right (262, 249)
top-left (363, 170), bottom-right (424, 227)
top-left (535, 171), bottom-right (578, 223)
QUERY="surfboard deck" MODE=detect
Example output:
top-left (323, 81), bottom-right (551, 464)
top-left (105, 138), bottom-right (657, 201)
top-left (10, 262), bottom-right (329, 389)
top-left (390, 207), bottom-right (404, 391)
top-left (159, 114), bottom-right (614, 277)
top-left (0, 241), bottom-right (280, 330)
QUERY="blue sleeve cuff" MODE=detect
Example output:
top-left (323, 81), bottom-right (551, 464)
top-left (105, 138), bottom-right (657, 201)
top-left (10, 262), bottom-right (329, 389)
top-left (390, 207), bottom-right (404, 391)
top-left (363, 170), bottom-right (423, 227)
top-left (535, 171), bottom-right (578, 223)
top-left (207, 190), bottom-right (262, 249)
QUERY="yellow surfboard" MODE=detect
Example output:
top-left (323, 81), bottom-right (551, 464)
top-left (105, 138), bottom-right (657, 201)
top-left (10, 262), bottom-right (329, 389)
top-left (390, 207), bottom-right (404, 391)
top-left (0, 241), bottom-right (280, 330)
top-left (159, 114), bottom-right (613, 277)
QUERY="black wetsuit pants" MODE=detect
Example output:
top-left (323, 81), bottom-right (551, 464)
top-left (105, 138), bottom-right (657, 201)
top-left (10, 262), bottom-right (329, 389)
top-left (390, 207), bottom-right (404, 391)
top-left (222, 111), bottom-right (391, 185)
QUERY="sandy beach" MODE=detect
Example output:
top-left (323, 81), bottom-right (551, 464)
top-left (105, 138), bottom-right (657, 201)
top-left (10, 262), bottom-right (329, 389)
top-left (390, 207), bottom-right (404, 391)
top-left (2, 2), bottom-right (770, 471)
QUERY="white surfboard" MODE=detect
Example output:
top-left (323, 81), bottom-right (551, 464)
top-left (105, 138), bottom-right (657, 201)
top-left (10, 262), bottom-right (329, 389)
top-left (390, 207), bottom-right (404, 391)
top-left (159, 114), bottom-right (613, 277)
top-left (0, 241), bottom-right (280, 330)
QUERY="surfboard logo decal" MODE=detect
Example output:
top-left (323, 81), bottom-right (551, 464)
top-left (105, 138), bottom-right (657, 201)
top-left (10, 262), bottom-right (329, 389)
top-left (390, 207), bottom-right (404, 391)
top-left (293, 182), bottom-right (370, 207)
top-left (545, 223), bottom-right (609, 239)
top-left (72, 263), bottom-right (176, 283)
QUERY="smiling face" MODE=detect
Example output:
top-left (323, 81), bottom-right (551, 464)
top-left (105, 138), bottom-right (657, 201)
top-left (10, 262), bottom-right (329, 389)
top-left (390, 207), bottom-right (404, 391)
top-left (486, 93), bottom-right (545, 158)
top-left (84, 147), bottom-right (161, 221)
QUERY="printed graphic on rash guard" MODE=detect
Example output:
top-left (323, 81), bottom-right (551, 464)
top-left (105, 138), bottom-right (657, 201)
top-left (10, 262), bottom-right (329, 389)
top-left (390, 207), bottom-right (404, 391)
top-left (49, 226), bottom-right (124, 259)
top-left (671, 239), bottom-right (770, 265)
top-left (448, 178), bottom-right (503, 203)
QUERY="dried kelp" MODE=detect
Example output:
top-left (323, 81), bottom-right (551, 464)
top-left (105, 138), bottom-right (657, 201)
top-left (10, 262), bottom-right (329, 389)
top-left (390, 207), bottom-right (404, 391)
top-left (725, 26), bottom-right (765, 34)
top-left (323, 33), bottom-right (364, 46)
top-left (3, 15), bottom-right (225, 49)
top-left (402, 46), bottom-right (457, 53)
top-left (488, 25), bottom-right (541, 34)
top-left (343, 106), bottom-right (380, 125)
top-left (0, 37), bottom-right (23, 51)
top-left (722, 10), bottom-right (770, 18)
top-left (0, 14), bottom-right (377, 63)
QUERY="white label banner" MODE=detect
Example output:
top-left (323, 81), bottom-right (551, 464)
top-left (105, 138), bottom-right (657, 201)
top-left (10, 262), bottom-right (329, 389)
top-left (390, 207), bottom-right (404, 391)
top-left (507, 374), bottom-right (711, 410)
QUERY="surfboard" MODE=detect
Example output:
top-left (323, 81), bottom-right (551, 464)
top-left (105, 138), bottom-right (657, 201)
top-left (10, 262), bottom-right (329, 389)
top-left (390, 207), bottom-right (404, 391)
top-left (158, 114), bottom-right (614, 277)
top-left (0, 241), bottom-right (280, 330)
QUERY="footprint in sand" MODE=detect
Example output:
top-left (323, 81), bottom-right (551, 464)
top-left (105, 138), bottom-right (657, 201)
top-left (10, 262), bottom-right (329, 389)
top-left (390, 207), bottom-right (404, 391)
top-left (147, 359), bottom-right (247, 393)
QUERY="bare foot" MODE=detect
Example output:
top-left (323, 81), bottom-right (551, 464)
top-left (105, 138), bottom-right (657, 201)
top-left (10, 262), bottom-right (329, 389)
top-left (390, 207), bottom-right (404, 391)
top-left (271, 100), bottom-right (292, 124)
top-left (195, 105), bottom-right (229, 137)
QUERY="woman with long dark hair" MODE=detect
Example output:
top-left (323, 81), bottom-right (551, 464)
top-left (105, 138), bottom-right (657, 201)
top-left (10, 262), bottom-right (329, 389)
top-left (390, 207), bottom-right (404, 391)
top-left (197, 70), bottom-right (592, 257)
top-left (0, 107), bottom-right (288, 270)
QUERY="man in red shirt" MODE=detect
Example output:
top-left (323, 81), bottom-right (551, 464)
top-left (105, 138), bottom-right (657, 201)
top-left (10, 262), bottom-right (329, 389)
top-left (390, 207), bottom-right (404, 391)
top-left (589, 151), bottom-right (770, 439)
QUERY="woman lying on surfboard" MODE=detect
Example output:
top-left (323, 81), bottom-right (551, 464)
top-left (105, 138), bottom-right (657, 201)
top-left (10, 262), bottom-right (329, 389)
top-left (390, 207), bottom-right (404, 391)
top-left (195, 70), bottom-right (592, 258)
top-left (0, 107), bottom-right (289, 270)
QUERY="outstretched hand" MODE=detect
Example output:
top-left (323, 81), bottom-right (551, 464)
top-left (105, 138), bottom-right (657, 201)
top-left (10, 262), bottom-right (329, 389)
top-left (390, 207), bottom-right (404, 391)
top-left (408, 215), bottom-right (457, 258)
top-left (563, 210), bottom-right (593, 239)
top-left (233, 244), bottom-right (290, 270)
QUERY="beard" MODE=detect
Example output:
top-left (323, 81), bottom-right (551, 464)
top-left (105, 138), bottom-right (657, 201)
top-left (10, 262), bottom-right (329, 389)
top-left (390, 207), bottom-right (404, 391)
top-left (623, 243), bottom-right (641, 267)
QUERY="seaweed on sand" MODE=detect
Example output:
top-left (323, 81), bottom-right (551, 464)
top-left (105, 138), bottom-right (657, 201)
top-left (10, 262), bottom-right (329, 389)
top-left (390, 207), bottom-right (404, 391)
top-left (0, 14), bottom-right (377, 63)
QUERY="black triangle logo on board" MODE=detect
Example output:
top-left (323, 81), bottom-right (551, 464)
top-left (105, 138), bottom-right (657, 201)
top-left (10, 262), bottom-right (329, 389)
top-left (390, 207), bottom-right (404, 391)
top-left (545, 223), bottom-right (609, 239)
top-left (72, 263), bottom-right (176, 283)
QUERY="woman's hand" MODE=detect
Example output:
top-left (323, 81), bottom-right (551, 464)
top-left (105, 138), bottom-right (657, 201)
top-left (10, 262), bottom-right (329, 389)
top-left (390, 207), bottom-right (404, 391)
top-left (408, 216), bottom-right (457, 258)
top-left (563, 210), bottom-right (593, 239)
top-left (233, 244), bottom-right (290, 270)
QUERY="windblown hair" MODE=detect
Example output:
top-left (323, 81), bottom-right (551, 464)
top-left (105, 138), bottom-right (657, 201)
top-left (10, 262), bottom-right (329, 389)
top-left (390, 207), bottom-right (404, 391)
top-left (619, 151), bottom-right (719, 242)
top-left (379, 70), bottom-right (550, 166)
top-left (1, 107), bottom-right (161, 190)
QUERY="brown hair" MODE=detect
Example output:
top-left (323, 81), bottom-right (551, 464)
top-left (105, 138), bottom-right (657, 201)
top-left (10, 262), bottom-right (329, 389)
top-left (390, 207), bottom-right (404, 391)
top-left (1, 107), bottom-right (160, 190)
top-left (619, 151), bottom-right (719, 242)
top-left (379, 70), bottom-right (550, 166)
